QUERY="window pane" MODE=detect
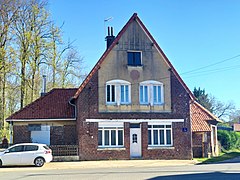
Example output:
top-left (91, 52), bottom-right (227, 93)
top-left (118, 130), bottom-right (123, 145)
top-left (107, 85), bottom-right (110, 102)
top-left (166, 125), bottom-right (171, 128)
top-left (121, 85), bottom-right (124, 102)
top-left (105, 130), bottom-right (109, 145)
top-left (158, 86), bottom-right (161, 102)
top-left (148, 130), bottom-right (152, 145)
top-left (153, 86), bottom-right (157, 102)
top-left (166, 130), bottom-right (171, 145)
top-left (144, 86), bottom-right (148, 103)
top-left (111, 130), bottom-right (116, 145)
top-left (153, 125), bottom-right (164, 128)
top-left (153, 130), bottom-right (158, 145)
top-left (135, 52), bottom-right (141, 65)
top-left (132, 134), bottom-right (137, 143)
top-left (24, 145), bottom-right (38, 151)
top-left (98, 130), bottom-right (102, 146)
top-left (125, 85), bottom-right (129, 102)
top-left (128, 52), bottom-right (133, 65)
top-left (111, 85), bottom-right (115, 102)
top-left (9, 145), bottom-right (24, 153)
top-left (140, 86), bottom-right (143, 102)
top-left (160, 130), bottom-right (164, 145)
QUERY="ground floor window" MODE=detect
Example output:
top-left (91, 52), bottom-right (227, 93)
top-left (98, 127), bottom-right (124, 147)
top-left (148, 124), bottom-right (172, 146)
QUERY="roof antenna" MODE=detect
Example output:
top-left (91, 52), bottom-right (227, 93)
top-left (104, 17), bottom-right (113, 36)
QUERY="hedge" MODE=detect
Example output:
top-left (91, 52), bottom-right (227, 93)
top-left (217, 130), bottom-right (240, 150)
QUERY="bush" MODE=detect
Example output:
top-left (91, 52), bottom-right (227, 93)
top-left (217, 130), bottom-right (240, 150)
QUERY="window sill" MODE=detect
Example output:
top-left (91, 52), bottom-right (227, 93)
top-left (147, 146), bottom-right (174, 150)
top-left (97, 147), bottom-right (126, 151)
top-left (106, 103), bottom-right (131, 106)
top-left (139, 104), bottom-right (164, 106)
top-left (127, 65), bottom-right (143, 69)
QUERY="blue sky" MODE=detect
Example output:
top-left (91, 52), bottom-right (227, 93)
top-left (49, 0), bottom-right (240, 109)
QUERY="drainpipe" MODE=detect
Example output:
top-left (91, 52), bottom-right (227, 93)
top-left (69, 97), bottom-right (77, 119)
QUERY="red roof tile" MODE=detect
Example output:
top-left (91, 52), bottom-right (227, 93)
top-left (6, 88), bottom-right (77, 121)
top-left (191, 101), bottom-right (221, 132)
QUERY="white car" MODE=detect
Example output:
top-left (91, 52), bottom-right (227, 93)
top-left (0, 143), bottom-right (52, 167)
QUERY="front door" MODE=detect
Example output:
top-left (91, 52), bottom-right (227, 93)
top-left (130, 124), bottom-right (142, 158)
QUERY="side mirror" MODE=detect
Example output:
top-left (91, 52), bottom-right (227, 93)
top-left (4, 149), bottom-right (9, 154)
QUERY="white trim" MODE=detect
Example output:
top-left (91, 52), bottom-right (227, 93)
top-left (86, 119), bottom-right (184, 123)
top-left (6, 118), bottom-right (76, 122)
top-left (98, 122), bottom-right (124, 127)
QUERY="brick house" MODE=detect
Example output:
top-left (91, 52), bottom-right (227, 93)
top-left (6, 13), bottom-right (221, 159)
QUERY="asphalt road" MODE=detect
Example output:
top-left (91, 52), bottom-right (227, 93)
top-left (0, 160), bottom-right (240, 180)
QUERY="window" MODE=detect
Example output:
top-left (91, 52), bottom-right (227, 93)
top-left (98, 122), bottom-right (124, 148)
top-left (106, 84), bottom-right (115, 103)
top-left (106, 80), bottom-right (131, 105)
top-left (148, 124), bottom-right (172, 146)
top-left (8, 145), bottom-right (24, 153)
top-left (24, 145), bottom-right (38, 151)
top-left (132, 134), bottom-right (137, 143)
top-left (139, 81), bottom-right (164, 105)
top-left (128, 51), bottom-right (141, 66)
top-left (98, 127), bottom-right (124, 147)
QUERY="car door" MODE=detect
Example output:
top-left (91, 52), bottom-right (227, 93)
top-left (20, 145), bottom-right (39, 165)
top-left (1, 145), bottom-right (24, 165)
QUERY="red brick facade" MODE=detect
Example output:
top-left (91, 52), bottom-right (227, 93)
top-left (13, 125), bottom-right (76, 145)
top-left (76, 71), bottom-right (192, 160)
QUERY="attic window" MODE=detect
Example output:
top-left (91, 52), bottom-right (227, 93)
top-left (128, 51), bottom-right (141, 66)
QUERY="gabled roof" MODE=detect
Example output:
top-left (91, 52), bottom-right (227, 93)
top-left (191, 101), bottom-right (222, 132)
top-left (73, 13), bottom-right (196, 100)
top-left (6, 88), bottom-right (77, 121)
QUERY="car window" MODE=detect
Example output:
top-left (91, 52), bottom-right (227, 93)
top-left (43, 145), bottom-right (50, 150)
top-left (24, 145), bottom-right (38, 151)
top-left (8, 145), bottom-right (24, 153)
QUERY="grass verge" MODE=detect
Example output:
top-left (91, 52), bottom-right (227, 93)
top-left (195, 149), bottom-right (240, 164)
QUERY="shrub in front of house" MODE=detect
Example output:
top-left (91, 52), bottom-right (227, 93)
top-left (217, 130), bottom-right (240, 150)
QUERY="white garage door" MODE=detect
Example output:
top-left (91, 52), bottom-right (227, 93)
top-left (31, 125), bottom-right (50, 145)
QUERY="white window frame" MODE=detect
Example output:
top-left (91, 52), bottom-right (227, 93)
top-left (98, 122), bottom-right (124, 148)
top-left (106, 80), bottom-right (131, 105)
top-left (148, 122), bottom-right (172, 147)
top-left (139, 80), bottom-right (164, 106)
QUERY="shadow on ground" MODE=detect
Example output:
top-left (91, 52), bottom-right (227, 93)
top-left (148, 171), bottom-right (240, 180)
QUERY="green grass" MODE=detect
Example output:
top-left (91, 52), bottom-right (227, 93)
top-left (195, 149), bottom-right (240, 164)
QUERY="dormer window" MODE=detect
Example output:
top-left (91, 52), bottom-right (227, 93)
top-left (128, 51), bottom-right (141, 66)
top-left (106, 80), bottom-right (131, 105)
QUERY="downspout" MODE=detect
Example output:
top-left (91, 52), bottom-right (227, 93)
top-left (69, 97), bottom-right (77, 119)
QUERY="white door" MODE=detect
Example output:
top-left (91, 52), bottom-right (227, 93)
top-left (31, 125), bottom-right (50, 145)
top-left (130, 128), bottom-right (142, 158)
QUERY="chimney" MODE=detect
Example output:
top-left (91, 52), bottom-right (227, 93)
top-left (41, 75), bottom-right (47, 97)
top-left (105, 26), bottom-right (115, 49)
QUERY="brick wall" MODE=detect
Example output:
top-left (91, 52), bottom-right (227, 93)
top-left (76, 70), bottom-right (192, 160)
top-left (13, 124), bottom-right (76, 145)
top-left (13, 125), bottom-right (31, 144)
top-left (51, 125), bottom-right (77, 145)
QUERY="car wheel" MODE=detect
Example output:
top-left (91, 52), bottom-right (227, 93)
top-left (0, 160), bottom-right (2, 167)
top-left (34, 157), bottom-right (45, 167)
